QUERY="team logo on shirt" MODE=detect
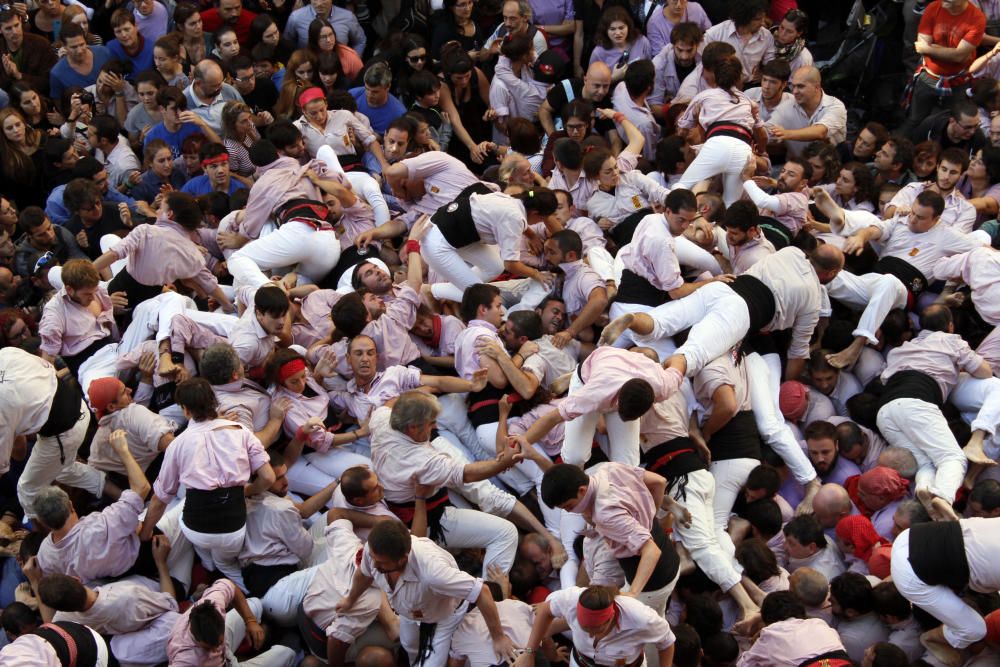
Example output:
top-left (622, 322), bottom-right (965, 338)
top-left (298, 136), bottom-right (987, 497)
top-left (909, 248), bottom-right (919, 256)
top-left (430, 186), bottom-right (440, 193)
top-left (631, 195), bottom-right (642, 209)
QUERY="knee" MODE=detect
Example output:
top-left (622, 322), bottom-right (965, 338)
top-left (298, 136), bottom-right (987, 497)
top-left (357, 646), bottom-right (396, 667)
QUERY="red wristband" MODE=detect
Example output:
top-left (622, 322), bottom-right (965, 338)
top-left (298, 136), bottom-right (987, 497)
top-left (612, 112), bottom-right (625, 124)
top-left (405, 239), bottom-right (421, 255)
top-left (295, 426), bottom-right (308, 441)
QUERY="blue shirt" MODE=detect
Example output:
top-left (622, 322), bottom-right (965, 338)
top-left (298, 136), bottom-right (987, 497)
top-left (45, 185), bottom-right (136, 226)
top-left (106, 36), bottom-right (156, 82)
top-left (144, 122), bottom-right (202, 158)
top-left (50, 46), bottom-right (113, 102)
top-left (349, 87), bottom-right (406, 135)
top-left (283, 4), bottom-right (366, 55)
top-left (180, 175), bottom-right (248, 196)
top-left (130, 168), bottom-right (189, 204)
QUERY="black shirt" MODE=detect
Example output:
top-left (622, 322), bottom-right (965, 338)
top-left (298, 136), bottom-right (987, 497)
top-left (240, 77), bottom-right (280, 117)
top-left (909, 110), bottom-right (987, 157)
top-left (65, 205), bottom-right (130, 261)
top-left (545, 78), bottom-right (616, 135)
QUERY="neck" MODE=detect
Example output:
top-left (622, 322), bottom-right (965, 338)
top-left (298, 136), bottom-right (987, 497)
top-left (53, 515), bottom-right (78, 541)
top-left (213, 178), bottom-right (230, 191)
top-left (5, 35), bottom-right (21, 51)
top-left (84, 589), bottom-right (98, 611)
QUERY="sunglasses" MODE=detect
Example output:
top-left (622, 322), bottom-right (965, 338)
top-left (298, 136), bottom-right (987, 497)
top-left (408, 54), bottom-right (427, 63)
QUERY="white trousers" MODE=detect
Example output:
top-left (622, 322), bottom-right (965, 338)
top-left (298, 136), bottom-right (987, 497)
top-left (422, 224), bottom-right (504, 291)
top-left (229, 221), bottom-right (342, 289)
top-left (826, 271), bottom-right (908, 345)
top-left (429, 434), bottom-right (517, 517)
top-left (18, 401), bottom-right (105, 519)
top-left (439, 506), bottom-right (518, 574)
top-left (286, 448), bottom-right (372, 497)
top-left (745, 352), bottom-right (816, 486)
top-left (399, 601), bottom-right (468, 667)
top-left (609, 300), bottom-right (677, 364)
top-left (344, 170), bottom-right (391, 226)
top-left (671, 469), bottom-right (742, 592)
top-left (261, 566), bottom-right (319, 627)
top-left (561, 370), bottom-right (641, 467)
top-left (179, 518), bottom-right (246, 588)
top-left (674, 135), bottom-right (754, 206)
top-left (877, 398), bottom-right (967, 502)
top-left (977, 326), bottom-right (1000, 374)
top-left (708, 457), bottom-right (759, 531)
top-left (636, 281), bottom-right (750, 377)
top-left (891, 528), bottom-right (986, 649)
top-left (226, 598), bottom-right (297, 667)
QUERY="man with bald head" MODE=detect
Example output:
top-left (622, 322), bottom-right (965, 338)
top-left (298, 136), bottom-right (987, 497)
top-left (538, 61), bottom-right (619, 149)
top-left (183, 59), bottom-right (244, 135)
top-left (766, 66), bottom-right (847, 158)
top-left (811, 483), bottom-right (858, 531)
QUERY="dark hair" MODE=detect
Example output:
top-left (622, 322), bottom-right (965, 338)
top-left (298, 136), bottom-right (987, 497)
top-left (500, 33), bottom-right (533, 62)
top-left (199, 141), bottom-right (228, 163)
top-left (331, 292), bottom-right (369, 338)
top-left (624, 59), bottom-right (655, 97)
top-left (919, 303), bottom-right (953, 332)
top-left (540, 463), bottom-right (589, 508)
top-left (340, 465), bottom-right (374, 503)
top-left (760, 591), bottom-right (806, 624)
top-left (701, 632), bottom-right (739, 665)
top-left (784, 156), bottom-right (813, 182)
top-left (671, 21), bottom-right (703, 46)
top-left (980, 145), bottom-right (1000, 183)
top-left (720, 199), bottom-right (760, 231)
top-left (37, 574), bottom-right (88, 611)
top-left (254, 284), bottom-right (290, 318)
top-left (617, 378), bottom-right (654, 421)
top-left (214, 26), bottom-right (238, 49)
top-left (90, 114), bottom-right (122, 144)
top-left (970, 479), bottom-right (1000, 512)
top-left (227, 54), bottom-right (254, 76)
top-left (582, 147), bottom-right (613, 179)
top-left (266, 120), bottom-right (303, 151)
top-left (595, 7), bottom-right (635, 50)
top-left (884, 135), bottom-right (914, 170)
top-left (741, 498), bottom-right (783, 537)
top-left (18, 206), bottom-right (48, 234)
top-left (134, 69), bottom-right (168, 91)
top-left (165, 191), bottom-right (203, 229)
top-left (671, 624), bottom-right (702, 667)
top-left (508, 118), bottom-right (542, 155)
top-left (736, 538), bottom-right (780, 584)
top-left (459, 283), bottom-right (501, 324)
top-left (173, 2), bottom-right (201, 30)
top-left (189, 601), bottom-right (226, 647)
top-left (60, 22), bottom-right (87, 43)
top-left (553, 137), bottom-right (583, 170)
top-left (249, 13), bottom-right (279, 47)
top-left (781, 8), bottom-right (809, 33)
top-left (760, 59), bottom-right (791, 83)
top-left (561, 98), bottom-right (594, 125)
top-left (745, 464), bottom-right (780, 496)
top-left (939, 145), bottom-right (970, 172)
top-left (871, 581), bottom-right (911, 621)
top-left (175, 378), bottom-right (219, 421)
top-left (685, 593), bottom-right (724, 638)
top-left (1, 602), bottom-right (38, 639)
top-left (156, 86), bottom-right (188, 111)
top-left (308, 18), bottom-right (337, 53)
top-left (316, 50), bottom-right (343, 80)
top-left (782, 514), bottom-right (826, 549)
top-left (249, 139), bottom-right (280, 167)
top-left (549, 228), bottom-right (583, 257)
top-left (830, 572), bottom-right (874, 615)
top-left (712, 55), bottom-right (743, 91)
top-left (914, 189), bottom-right (945, 218)
top-left (803, 142), bottom-right (840, 184)
top-left (408, 70), bottom-right (441, 99)
top-left (950, 98), bottom-right (980, 122)
top-left (701, 41), bottom-right (736, 70)
top-left (506, 310), bottom-right (543, 341)
top-left (368, 519), bottom-right (412, 560)
top-left (839, 161), bottom-right (877, 207)
top-left (803, 420), bottom-right (836, 443)
top-left (867, 643), bottom-right (909, 667)
top-left (730, 0), bottom-right (768, 27)
top-left (266, 347), bottom-right (307, 386)
top-left (63, 178), bottom-right (102, 213)
top-left (834, 421), bottom-right (864, 455)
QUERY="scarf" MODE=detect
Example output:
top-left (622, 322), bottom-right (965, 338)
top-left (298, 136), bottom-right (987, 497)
top-left (773, 32), bottom-right (805, 63)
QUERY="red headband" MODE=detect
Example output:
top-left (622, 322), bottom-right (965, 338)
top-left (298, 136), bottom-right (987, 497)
top-left (278, 358), bottom-right (307, 383)
top-left (201, 153), bottom-right (229, 167)
top-left (577, 601), bottom-right (616, 627)
top-left (298, 86), bottom-right (326, 108)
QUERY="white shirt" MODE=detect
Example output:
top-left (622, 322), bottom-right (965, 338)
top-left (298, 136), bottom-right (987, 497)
top-left (767, 91), bottom-right (848, 157)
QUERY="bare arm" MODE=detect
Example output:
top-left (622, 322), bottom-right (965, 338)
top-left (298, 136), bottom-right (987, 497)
top-left (538, 100), bottom-right (557, 136)
top-left (566, 287), bottom-right (608, 338)
top-left (701, 385), bottom-right (737, 442)
top-left (294, 479), bottom-right (339, 520)
top-left (245, 462), bottom-right (276, 497)
top-left (973, 360), bottom-right (993, 379)
top-left (915, 34), bottom-right (977, 64)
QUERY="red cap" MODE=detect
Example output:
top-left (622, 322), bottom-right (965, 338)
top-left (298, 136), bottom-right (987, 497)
top-left (778, 381), bottom-right (809, 422)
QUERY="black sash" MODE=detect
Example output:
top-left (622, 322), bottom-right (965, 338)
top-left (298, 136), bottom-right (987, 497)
top-left (274, 198), bottom-right (332, 228)
top-left (642, 436), bottom-right (706, 479)
top-left (609, 207), bottom-right (653, 248)
top-left (758, 216), bottom-right (791, 250)
top-left (466, 382), bottom-right (505, 427)
top-left (243, 562), bottom-right (299, 599)
top-left (386, 486), bottom-right (452, 542)
top-left (33, 622), bottom-right (99, 667)
top-left (618, 519), bottom-right (679, 590)
top-left (708, 410), bottom-right (762, 462)
top-left (616, 268), bottom-right (671, 307)
top-left (728, 274), bottom-right (777, 333)
top-left (38, 374), bottom-right (84, 437)
top-left (797, 651), bottom-right (853, 667)
top-left (107, 266), bottom-right (166, 306)
top-left (573, 647), bottom-right (643, 667)
top-left (878, 369), bottom-right (944, 409)
top-left (430, 182), bottom-right (494, 249)
top-left (907, 521), bottom-right (970, 590)
top-left (873, 255), bottom-right (928, 297)
top-left (705, 120), bottom-right (753, 146)
top-left (149, 380), bottom-right (178, 414)
top-left (183, 485), bottom-right (246, 533)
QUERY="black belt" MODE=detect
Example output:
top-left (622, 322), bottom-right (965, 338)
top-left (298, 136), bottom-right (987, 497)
top-left (386, 486), bottom-right (451, 542)
top-left (728, 274), bottom-right (776, 333)
top-left (467, 383), bottom-right (505, 427)
top-left (274, 198), bottom-right (334, 230)
top-left (873, 255), bottom-right (927, 299)
top-left (33, 622), bottom-right (99, 667)
top-left (616, 268), bottom-right (671, 307)
top-left (708, 409), bottom-right (761, 462)
top-left (60, 335), bottom-right (113, 379)
top-left (184, 485), bottom-right (246, 533)
top-left (618, 519), bottom-right (679, 590)
top-left (38, 374), bottom-right (84, 438)
top-left (431, 182), bottom-right (493, 249)
top-left (706, 121), bottom-right (753, 146)
top-left (879, 369), bottom-right (943, 409)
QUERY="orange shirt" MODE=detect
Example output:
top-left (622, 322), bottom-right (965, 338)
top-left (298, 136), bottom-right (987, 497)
top-left (918, 0), bottom-right (986, 77)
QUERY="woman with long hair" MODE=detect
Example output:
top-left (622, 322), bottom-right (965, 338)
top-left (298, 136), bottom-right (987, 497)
top-left (0, 108), bottom-right (46, 208)
top-left (220, 100), bottom-right (259, 178)
top-left (9, 82), bottom-right (62, 135)
top-left (830, 161), bottom-right (877, 213)
top-left (307, 19), bottom-right (363, 83)
top-left (173, 2), bottom-right (212, 70)
top-left (249, 13), bottom-right (295, 67)
top-left (430, 0), bottom-right (484, 61)
top-left (153, 33), bottom-right (190, 88)
top-left (438, 43), bottom-right (493, 166)
top-left (672, 55), bottom-right (767, 205)
top-left (803, 141), bottom-right (841, 187)
top-left (59, 5), bottom-right (103, 47)
top-left (130, 138), bottom-right (187, 204)
top-left (316, 51), bottom-right (350, 97)
top-left (274, 49), bottom-right (320, 118)
top-left (589, 7), bottom-right (652, 74)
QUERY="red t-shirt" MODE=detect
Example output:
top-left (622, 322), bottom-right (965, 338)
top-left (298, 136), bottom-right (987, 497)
top-left (199, 7), bottom-right (259, 46)
top-left (918, 0), bottom-right (986, 76)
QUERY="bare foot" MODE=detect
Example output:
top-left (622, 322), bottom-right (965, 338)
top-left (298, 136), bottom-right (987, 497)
top-left (917, 488), bottom-right (960, 522)
top-left (826, 338), bottom-right (865, 370)
top-left (920, 627), bottom-right (963, 667)
top-left (598, 313), bottom-right (634, 346)
top-left (963, 431), bottom-right (997, 466)
top-left (965, 462), bottom-right (985, 491)
top-left (811, 187), bottom-right (844, 228)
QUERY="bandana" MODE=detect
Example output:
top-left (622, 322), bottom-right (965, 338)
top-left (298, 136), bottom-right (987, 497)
top-left (201, 153), bottom-right (229, 167)
top-left (576, 601), bottom-right (617, 628)
top-left (835, 514), bottom-right (884, 563)
top-left (867, 544), bottom-right (893, 579)
top-left (278, 358), bottom-right (307, 384)
top-left (416, 314), bottom-right (442, 349)
top-left (778, 381), bottom-right (809, 422)
top-left (298, 86), bottom-right (326, 108)
top-left (859, 466), bottom-right (909, 502)
top-left (88, 377), bottom-right (124, 419)
top-left (986, 609), bottom-right (1000, 644)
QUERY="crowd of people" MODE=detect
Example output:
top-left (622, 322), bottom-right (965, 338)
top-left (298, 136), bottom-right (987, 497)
top-left (2, 0), bottom-right (1000, 664)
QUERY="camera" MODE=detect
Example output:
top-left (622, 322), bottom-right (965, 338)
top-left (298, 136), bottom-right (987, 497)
top-left (78, 91), bottom-right (95, 107)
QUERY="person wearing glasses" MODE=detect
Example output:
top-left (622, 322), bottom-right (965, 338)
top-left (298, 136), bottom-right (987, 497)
top-left (182, 59), bottom-right (244, 136)
top-left (908, 98), bottom-right (988, 158)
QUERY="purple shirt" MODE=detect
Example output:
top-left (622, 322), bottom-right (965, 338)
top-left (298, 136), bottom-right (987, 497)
top-left (589, 36), bottom-right (653, 69)
top-left (559, 260), bottom-right (604, 317)
top-left (240, 492), bottom-right (313, 567)
top-left (573, 462), bottom-right (656, 558)
top-left (454, 319), bottom-right (505, 382)
top-left (646, 2), bottom-right (712, 53)
top-left (330, 364), bottom-right (423, 421)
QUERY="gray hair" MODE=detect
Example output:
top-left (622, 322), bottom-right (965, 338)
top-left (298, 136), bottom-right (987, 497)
top-left (34, 486), bottom-right (72, 531)
top-left (363, 62), bottom-right (393, 89)
top-left (389, 391), bottom-right (441, 433)
top-left (896, 499), bottom-right (931, 527)
top-left (877, 447), bottom-right (918, 481)
top-left (199, 343), bottom-right (241, 385)
top-left (506, 0), bottom-right (532, 19)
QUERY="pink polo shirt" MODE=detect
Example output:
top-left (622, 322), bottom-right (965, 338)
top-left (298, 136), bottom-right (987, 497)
top-left (112, 217), bottom-right (218, 294)
top-left (618, 213), bottom-right (684, 293)
top-left (573, 462), bottom-right (657, 559)
top-left (38, 286), bottom-right (117, 358)
top-left (558, 347), bottom-right (683, 421)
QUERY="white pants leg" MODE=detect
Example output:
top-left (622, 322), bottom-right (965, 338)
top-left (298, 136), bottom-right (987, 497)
top-left (261, 566), bottom-right (319, 626)
top-left (674, 136), bottom-right (754, 206)
top-left (826, 271), bottom-right (908, 345)
top-left (606, 411), bottom-right (641, 466)
top-left (303, 448), bottom-right (372, 480)
top-left (111, 610), bottom-right (181, 666)
top-left (398, 602), bottom-right (468, 667)
top-left (230, 221), bottom-right (342, 288)
top-left (629, 567), bottom-right (681, 618)
top-left (438, 506), bottom-right (518, 574)
top-left (430, 435), bottom-right (517, 517)
top-left (671, 469), bottom-right (742, 592)
top-left (18, 402), bottom-right (104, 519)
top-left (225, 598), bottom-right (297, 667)
top-left (707, 458), bottom-right (759, 531)
top-left (951, 375), bottom-right (1000, 436)
top-left (422, 225), bottom-right (490, 290)
top-left (608, 301), bottom-right (676, 363)
top-left (636, 282), bottom-right (750, 377)
top-left (584, 246), bottom-right (615, 282)
top-left (877, 398), bottom-right (967, 502)
top-left (78, 344), bottom-right (121, 401)
top-left (345, 171), bottom-right (390, 226)
top-left (435, 393), bottom-right (479, 455)
top-left (316, 144), bottom-right (346, 176)
top-left (156, 499), bottom-right (196, 592)
top-left (474, 422), bottom-right (544, 495)
top-left (745, 352), bottom-right (816, 486)
top-left (179, 520), bottom-right (246, 587)
top-left (122, 291), bottom-right (197, 351)
top-left (559, 511), bottom-right (588, 589)
top-left (561, 371), bottom-right (601, 467)
top-left (890, 529), bottom-right (986, 649)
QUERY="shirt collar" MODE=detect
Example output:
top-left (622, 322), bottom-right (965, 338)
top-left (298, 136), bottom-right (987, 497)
top-left (469, 319), bottom-right (498, 333)
top-left (575, 477), bottom-right (599, 515)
